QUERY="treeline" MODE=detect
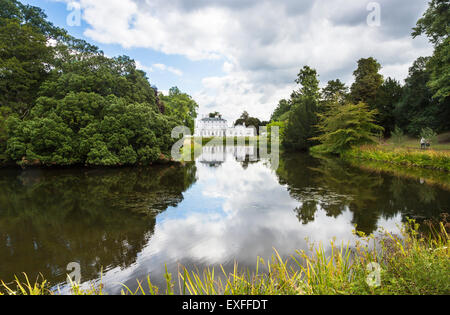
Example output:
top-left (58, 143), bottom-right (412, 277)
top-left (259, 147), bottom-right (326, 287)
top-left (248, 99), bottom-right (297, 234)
top-left (0, 0), bottom-right (198, 167)
top-left (269, 0), bottom-right (449, 154)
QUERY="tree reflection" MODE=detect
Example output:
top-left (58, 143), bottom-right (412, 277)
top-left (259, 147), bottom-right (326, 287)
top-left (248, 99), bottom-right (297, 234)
top-left (276, 153), bottom-right (448, 235)
top-left (0, 163), bottom-right (197, 285)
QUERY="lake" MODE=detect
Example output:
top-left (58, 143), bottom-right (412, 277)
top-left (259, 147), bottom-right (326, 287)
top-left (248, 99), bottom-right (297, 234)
top-left (0, 144), bottom-right (449, 294)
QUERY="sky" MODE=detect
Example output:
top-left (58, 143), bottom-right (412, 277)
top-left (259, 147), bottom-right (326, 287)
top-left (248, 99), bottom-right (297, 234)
top-left (22, 0), bottom-right (433, 121)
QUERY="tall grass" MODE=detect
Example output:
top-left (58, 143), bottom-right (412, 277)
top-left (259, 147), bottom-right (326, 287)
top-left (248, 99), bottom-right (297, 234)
top-left (1, 219), bottom-right (449, 295)
top-left (344, 145), bottom-right (450, 171)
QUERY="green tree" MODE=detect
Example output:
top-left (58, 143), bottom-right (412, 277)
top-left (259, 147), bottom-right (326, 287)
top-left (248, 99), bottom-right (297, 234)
top-left (373, 77), bottom-right (403, 136)
top-left (312, 101), bottom-right (384, 155)
top-left (270, 99), bottom-right (291, 122)
top-left (283, 96), bottom-right (319, 151)
top-left (321, 79), bottom-right (348, 105)
top-left (350, 57), bottom-right (384, 108)
top-left (412, 0), bottom-right (450, 129)
top-left (160, 87), bottom-right (199, 133)
top-left (295, 66), bottom-right (320, 100)
top-left (412, 0), bottom-right (449, 46)
top-left (394, 57), bottom-right (441, 136)
top-left (0, 19), bottom-right (52, 117)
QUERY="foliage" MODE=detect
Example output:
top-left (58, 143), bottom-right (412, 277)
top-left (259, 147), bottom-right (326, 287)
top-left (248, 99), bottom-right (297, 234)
top-left (283, 96), bottom-right (319, 151)
top-left (270, 99), bottom-right (291, 122)
top-left (266, 121), bottom-right (286, 142)
top-left (412, 0), bottom-right (449, 46)
top-left (234, 111), bottom-right (262, 133)
top-left (412, 0), bottom-right (450, 128)
top-left (420, 127), bottom-right (438, 145)
top-left (321, 79), bottom-right (348, 105)
top-left (426, 37), bottom-right (450, 106)
top-left (0, 18), bottom-right (53, 117)
top-left (0, 0), bottom-right (197, 167)
top-left (160, 87), bottom-right (199, 134)
top-left (344, 145), bottom-right (450, 171)
top-left (394, 57), bottom-right (442, 136)
top-left (391, 126), bottom-right (406, 146)
top-left (374, 78), bottom-right (403, 136)
top-left (208, 112), bottom-right (221, 118)
top-left (295, 66), bottom-right (320, 100)
top-left (350, 57), bottom-right (384, 108)
top-left (311, 101), bottom-right (384, 155)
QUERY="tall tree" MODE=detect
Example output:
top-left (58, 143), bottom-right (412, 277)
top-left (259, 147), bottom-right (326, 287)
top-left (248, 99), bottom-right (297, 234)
top-left (350, 57), bottom-right (384, 108)
top-left (394, 57), bottom-right (440, 136)
top-left (374, 77), bottom-right (403, 136)
top-left (412, 0), bottom-right (449, 129)
top-left (0, 19), bottom-right (52, 117)
top-left (412, 0), bottom-right (449, 46)
top-left (283, 96), bottom-right (319, 151)
top-left (160, 87), bottom-right (199, 133)
top-left (295, 66), bottom-right (320, 100)
top-left (321, 79), bottom-right (348, 105)
top-left (270, 99), bottom-right (291, 122)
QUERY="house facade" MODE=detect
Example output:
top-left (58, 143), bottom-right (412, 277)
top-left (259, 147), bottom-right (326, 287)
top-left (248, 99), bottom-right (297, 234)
top-left (194, 116), bottom-right (256, 137)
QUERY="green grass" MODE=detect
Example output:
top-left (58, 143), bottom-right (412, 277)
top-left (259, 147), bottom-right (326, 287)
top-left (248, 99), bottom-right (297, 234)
top-left (1, 219), bottom-right (449, 295)
top-left (384, 132), bottom-right (450, 151)
top-left (343, 145), bottom-right (450, 171)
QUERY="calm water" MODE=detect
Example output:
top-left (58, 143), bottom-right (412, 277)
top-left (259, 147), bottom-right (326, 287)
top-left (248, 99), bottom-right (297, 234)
top-left (0, 145), bottom-right (449, 293)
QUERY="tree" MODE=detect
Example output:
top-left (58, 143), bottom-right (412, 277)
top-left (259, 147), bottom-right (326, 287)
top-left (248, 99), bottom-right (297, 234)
top-left (394, 57), bottom-right (441, 136)
top-left (373, 77), bottom-right (403, 136)
top-left (0, 0), bottom-right (195, 167)
top-left (234, 111), bottom-right (262, 134)
top-left (350, 57), bottom-right (384, 108)
top-left (295, 66), bottom-right (320, 100)
top-left (321, 79), bottom-right (348, 105)
top-left (208, 112), bottom-right (221, 118)
top-left (412, 0), bottom-right (449, 46)
top-left (270, 99), bottom-right (291, 122)
top-left (0, 19), bottom-right (53, 117)
top-left (312, 101), bottom-right (384, 155)
top-left (160, 87), bottom-right (199, 133)
top-left (283, 96), bottom-right (319, 151)
top-left (412, 0), bottom-right (450, 129)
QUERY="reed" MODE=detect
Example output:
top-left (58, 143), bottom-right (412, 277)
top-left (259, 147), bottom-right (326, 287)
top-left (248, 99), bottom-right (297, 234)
top-left (1, 219), bottom-right (449, 295)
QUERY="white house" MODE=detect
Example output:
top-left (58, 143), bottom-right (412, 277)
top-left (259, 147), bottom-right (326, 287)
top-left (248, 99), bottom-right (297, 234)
top-left (194, 116), bottom-right (256, 137)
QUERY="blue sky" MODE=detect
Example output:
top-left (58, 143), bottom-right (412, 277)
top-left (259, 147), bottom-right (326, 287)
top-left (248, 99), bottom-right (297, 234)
top-left (21, 0), bottom-right (432, 121)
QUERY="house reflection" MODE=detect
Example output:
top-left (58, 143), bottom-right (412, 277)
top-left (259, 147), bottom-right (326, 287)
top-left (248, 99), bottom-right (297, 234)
top-left (198, 145), bottom-right (257, 166)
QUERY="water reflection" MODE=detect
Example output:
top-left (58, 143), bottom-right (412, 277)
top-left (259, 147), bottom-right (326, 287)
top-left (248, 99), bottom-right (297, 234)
top-left (0, 144), bottom-right (448, 294)
top-left (0, 164), bottom-right (197, 286)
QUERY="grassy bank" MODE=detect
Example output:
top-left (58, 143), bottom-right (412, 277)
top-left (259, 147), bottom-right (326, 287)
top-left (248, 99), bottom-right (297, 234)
top-left (1, 220), bottom-right (449, 295)
top-left (343, 145), bottom-right (450, 172)
top-left (346, 158), bottom-right (450, 191)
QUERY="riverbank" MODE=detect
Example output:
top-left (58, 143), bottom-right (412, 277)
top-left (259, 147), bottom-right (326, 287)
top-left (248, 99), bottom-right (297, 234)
top-left (1, 220), bottom-right (448, 295)
top-left (342, 145), bottom-right (450, 172)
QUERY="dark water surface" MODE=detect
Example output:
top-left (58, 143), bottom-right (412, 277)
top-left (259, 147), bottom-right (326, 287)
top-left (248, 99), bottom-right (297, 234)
top-left (0, 145), bottom-right (449, 293)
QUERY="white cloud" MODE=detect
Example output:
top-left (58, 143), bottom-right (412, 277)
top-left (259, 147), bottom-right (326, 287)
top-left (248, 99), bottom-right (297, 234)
top-left (59, 0), bottom-right (432, 121)
top-left (152, 63), bottom-right (183, 76)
